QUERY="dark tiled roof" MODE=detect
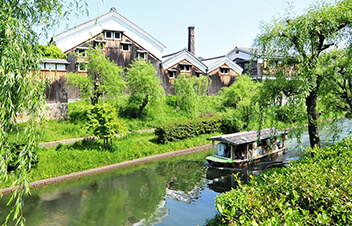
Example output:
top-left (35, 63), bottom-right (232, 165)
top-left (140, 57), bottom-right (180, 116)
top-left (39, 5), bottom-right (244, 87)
top-left (162, 49), bottom-right (185, 59)
top-left (200, 55), bottom-right (226, 62)
top-left (207, 128), bottom-right (288, 145)
top-left (41, 58), bottom-right (69, 64)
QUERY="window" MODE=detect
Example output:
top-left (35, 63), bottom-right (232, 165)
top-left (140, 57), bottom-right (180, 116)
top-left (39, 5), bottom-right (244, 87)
top-left (169, 70), bottom-right (176, 78)
top-left (244, 63), bottom-right (249, 70)
top-left (77, 49), bottom-right (87, 57)
top-left (94, 41), bottom-right (105, 50)
top-left (46, 63), bottom-right (56, 70)
top-left (105, 31), bottom-right (113, 39)
top-left (137, 52), bottom-right (146, 60)
top-left (220, 68), bottom-right (229, 75)
top-left (195, 72), bottom-right (202, 78)
top-left (56, 64), bottom-right (66, 71)
top-left (137, 50), bottom-right (147, 60)
top-left (180, 64), bottom-right (191, 72)
top-left (39, 63), bottom-right (45, 70)
top-left (121, 42), bottom-right (131, 51)
top-left (114, 32), bottom-right (122, 40)
top-left (104, 31), bottom-right (122, 40)
top-left (78, 63), bottom-right (87, 72)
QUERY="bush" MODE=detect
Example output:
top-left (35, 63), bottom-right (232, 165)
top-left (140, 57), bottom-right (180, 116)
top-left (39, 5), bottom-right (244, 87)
top-left (68, 100), bottom-right (92, 124)
top-left (86, 103), bottom-right (128, 147)
top-left (6, 135), bottom-right (38, 172)
top-left (155, 116), bottom-right (223, 143)
top-left (215, 136), bottom-right (352, 225)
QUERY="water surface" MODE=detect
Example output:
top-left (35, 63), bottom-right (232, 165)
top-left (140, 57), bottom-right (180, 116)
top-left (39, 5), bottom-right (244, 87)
top-left (1, 119), bottom-right (351, 225)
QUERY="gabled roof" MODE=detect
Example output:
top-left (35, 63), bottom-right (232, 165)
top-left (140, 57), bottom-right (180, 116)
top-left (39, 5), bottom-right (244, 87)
top-left (227, 46), bottom-right (251, 56)
top-left (161, 49), bottom-right (184, 62)
top-left (201, 55), bottom-right (243, 75)
top-left (226, 46), bottom-right (254, 62)
top-left (162, 49), bottom-right (207, 73)
top-left (52, 7), bottom-right (165, 60)
top-left (207, 128), bottom-right (288, 146)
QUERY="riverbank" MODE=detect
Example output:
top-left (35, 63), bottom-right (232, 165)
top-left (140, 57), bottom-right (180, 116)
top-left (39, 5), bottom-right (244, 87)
top-left (2, 132), bottom-right (218, 194)
top-left (2, 144), bottom-right (212, 195)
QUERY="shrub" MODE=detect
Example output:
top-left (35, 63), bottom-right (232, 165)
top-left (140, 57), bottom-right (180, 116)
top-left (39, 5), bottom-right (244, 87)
top-left (215, 136), bottom-right (352, 225)
top-left (155, 116), bottom-right (223, 143)
top-left (86, 103), bottom-right (128, 147)
top-left (6, 135), bottom-right (38, 172)
top-left (68, 100), bottom-right (92, 124)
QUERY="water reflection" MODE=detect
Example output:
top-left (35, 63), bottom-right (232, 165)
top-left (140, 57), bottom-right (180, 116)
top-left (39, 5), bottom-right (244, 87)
top-left (206, 159), bottom-right (287, 193)
top-left (0, 119), bottom-right (351, 225)
top-left (0, 153), bottom-right (215, 226)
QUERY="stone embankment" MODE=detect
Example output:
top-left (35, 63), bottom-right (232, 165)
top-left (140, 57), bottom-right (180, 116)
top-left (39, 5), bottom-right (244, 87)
top-left (2, 143), bottom-right (212, 195)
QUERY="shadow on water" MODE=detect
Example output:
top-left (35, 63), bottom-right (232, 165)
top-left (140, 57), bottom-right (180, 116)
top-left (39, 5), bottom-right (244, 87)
top-left (206, 158), bottom-right (288, 193)
top-left (206, 118), bottom-right (352, 193)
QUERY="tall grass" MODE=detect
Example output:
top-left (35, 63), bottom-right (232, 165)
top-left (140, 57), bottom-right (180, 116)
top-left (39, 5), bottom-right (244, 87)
top-left (1, 131), bottom-right (220, 188)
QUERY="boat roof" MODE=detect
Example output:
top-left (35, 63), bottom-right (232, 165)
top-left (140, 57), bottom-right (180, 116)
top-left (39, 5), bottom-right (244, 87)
top-left (207, 128), bottom-right (288, 146)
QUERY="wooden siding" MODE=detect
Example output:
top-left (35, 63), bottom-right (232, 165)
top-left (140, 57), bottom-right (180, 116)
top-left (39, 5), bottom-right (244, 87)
top-left (207, 64), bottom-right (240, 95)
top-left (40, 70), bottom-right (81, 103)
top-left (161, 59), bottom-right (205, 94)
top-left (65, 32), bottom-right (161, 72)
top-left (40, 70), bottom-right (67, 82)
top-left (64, 31), bottom-right (163, 98)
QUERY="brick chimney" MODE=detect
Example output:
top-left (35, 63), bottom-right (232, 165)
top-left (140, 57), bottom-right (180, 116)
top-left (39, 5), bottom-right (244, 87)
top-left (188, 26), bottom-right (195, 55)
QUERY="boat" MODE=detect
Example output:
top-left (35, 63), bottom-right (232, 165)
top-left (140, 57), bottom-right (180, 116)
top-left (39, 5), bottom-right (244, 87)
top-left (206, 128), bottom-right (288, 168)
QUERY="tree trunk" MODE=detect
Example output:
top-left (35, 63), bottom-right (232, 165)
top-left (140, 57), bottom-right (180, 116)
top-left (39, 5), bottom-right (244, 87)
top-left (91, 72), bottom-right (101, 106)
top-left (138, 94), bottom-right (149, 118)
top-left (305, 90), bottom-right (321, 150)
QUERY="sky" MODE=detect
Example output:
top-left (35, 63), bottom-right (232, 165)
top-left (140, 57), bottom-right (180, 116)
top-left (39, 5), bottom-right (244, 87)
top-left (45, 0), bottom-right (333, 59)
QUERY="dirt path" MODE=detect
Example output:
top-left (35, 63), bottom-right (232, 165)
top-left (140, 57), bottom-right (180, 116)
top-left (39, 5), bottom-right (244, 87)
top-left (1, 143), bottom-right (212, 195)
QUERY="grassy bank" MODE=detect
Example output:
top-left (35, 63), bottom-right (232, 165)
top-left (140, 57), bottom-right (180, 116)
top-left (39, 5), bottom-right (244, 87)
top-left (37, 95), bottom-right (220, 142)
top-left (2, 131), bottom-right (220, 189)
top-left (215, 136), bottom-right (352, 225)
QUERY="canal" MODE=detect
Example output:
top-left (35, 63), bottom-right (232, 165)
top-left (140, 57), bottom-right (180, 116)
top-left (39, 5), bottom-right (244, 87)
top-left (1, 119), bottom-right (351, 225)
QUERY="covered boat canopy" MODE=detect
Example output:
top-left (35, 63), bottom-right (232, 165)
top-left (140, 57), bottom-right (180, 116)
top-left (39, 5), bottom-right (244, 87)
top-left (207, 128), bottom-right (288, 146)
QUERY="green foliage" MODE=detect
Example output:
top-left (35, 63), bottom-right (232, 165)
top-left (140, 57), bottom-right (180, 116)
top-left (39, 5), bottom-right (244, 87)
top-left (67, 47), bottom-right (125, 105)
top-left (218, 74), bottom-right (260, 133)
top-left (216, 136), bottom-right (352, 225)
top-left (86, 103), bottom-right (127, 146)
top-left (319, 48), bottom-right (352, 119)
top-left (67, 100), bottom-right (92, 124)
top-left (155, 116), bottom-right (223, 143)
top-left (2, 132), bottom-right (220, 188)
top-left (38, 44), bottom-right (66, 59)
top-left (6, 135), bottom-right (39, 173)
top-left (173, 74), bottom-right (211, 118)
top-left (254, 0), bottom-right (352, 148)
top-left (126, 60), bottom-right (165, 118)
top-left (0, 0), bottom-right (88, 224)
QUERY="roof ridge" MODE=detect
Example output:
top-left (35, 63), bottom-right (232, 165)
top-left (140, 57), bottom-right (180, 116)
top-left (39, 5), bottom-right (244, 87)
top-left (201, 55), bottom-right (226, 61)
top-left (53, 7), bottom-right (165, 49)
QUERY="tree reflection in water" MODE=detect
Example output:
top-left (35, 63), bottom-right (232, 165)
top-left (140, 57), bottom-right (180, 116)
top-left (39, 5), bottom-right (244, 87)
top-left (0, 152), bottom-right (212, 225)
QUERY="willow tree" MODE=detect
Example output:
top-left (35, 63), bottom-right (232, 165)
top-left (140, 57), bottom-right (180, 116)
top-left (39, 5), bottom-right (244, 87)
top-left (254, 0), bottom-right (352, 148)
top-left (173, 74), bottom-right (210, 117)
top-left (219, 74), bottom-right (260, 132)
top-left (67, 48), bottom-right (125, 106)
top-left (320, 47), bottom-right (352, 118)
top-left (126, 60), bottom-right (164, 118)
top-left (0, 1), bottom-right (86, 225)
